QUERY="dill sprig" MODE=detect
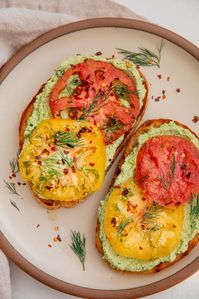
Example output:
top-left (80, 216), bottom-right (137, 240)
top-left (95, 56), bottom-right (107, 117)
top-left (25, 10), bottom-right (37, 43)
top-left (117, 39), bottom-right (165, 68)
top-left (117, 216), bottom-right (134, 236)
top-left (78, 93), bottom-right (101, 120)
top-left (57, 148), bottom-right (73, 167)
top-left (52, 131), bottom-right (83, 148)
top-left (113, 81), bottom-right (137, 101)
top-left (190, 195), bottom-right (199, 231)
top-left (4, 180), bottom-right (19, 196)
top-left (10, 200), bottom-right (20, 211)
top-left (141, 204), bottom-right (163, 226)
top-left (69, 230), bottom-right (86, 271)
top-left (105, 119), bottom-right (122, 133)
top-left (160, 151), bottom-right (176, 190)
top-left (9, 151), bottom-right (20, 174)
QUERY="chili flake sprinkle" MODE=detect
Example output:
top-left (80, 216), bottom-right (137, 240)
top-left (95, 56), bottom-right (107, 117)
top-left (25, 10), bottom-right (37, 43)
top-left (157, 74), bottom-right (162, 79)
top-left (192, 116), bottom-right (199, 123)
top-left (176, 88), bottom-right (181, 93)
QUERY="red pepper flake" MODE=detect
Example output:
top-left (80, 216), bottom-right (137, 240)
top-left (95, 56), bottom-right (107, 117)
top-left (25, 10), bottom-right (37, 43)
top-left (162, 90), bottom-right (165, 94)
top-left (157, 74), bottom-right (162, 79)
top-left (48, 244), bottom-right (52, 247)
top-left (111, 217), bottom-right (117, 227)
top-left (51, 146), bottom-right (56, 151)
top-left (42, 149), bottom-right (49, 155)
top-left (71, 165), bottom-right (76, 173)
top-left (63, 168), bottom-right (68, 175)
top-left (176, 88), bottom-right (181, 93)
top-left (192, 116), bottom-right (199, 123)
top-left (141, 224), bottom-right (145, 230)
top-left (35, 155), bottom-right (41, 160)
top-left (142, 197), bottom-right (146, 201)
top-left (126, 201), bottom-right (131, 212)
top-left (17, 182), bottom-right (21, 186)
top-left (95, 51), bottom-right (102, 56)
top-left (122, 188), bottom-right (129, 196)
top-left (9, 176), bottom-right (12, 179)
top-left (37, 160), bottom-right (42, 166)
top-left (155, 97), bottom-right (160, 102)
top-left (136, 65), bottom-right (140, 70)
top-left (12, 173), bottom-right (16, 178)
top-left (63, 150), bottom-right (69, 154)
top-left (57, 234), bottom-right (62, 242)
top-left (167, 76), bottom-right (170, 81)
top-left (89, 140), bottom-right (92, 144)
top-left (139, 246), bottom-right (143, 250)
top-left (151, 96), bottom-right (154, 99)
top-left (23, 183), bottom-right (26, 186)
top-left (162, 95), bottom-right (166, 100)
top-left (89, 162), bottom-right (95, 167)
top-left (36, 224), bottom-right (40, 228)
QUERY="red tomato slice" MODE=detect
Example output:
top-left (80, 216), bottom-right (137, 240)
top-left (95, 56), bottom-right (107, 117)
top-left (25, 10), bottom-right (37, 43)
top-left (49, 59), bottom-right (140, 144)
top-left (135, 135), bottom-right (199, 206)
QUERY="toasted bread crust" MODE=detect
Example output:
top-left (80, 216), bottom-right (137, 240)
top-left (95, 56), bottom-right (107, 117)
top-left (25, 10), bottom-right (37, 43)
top-left (96, 119), bottom-right (199, 273)
top-left (18, 67), bottom-right (148, 209)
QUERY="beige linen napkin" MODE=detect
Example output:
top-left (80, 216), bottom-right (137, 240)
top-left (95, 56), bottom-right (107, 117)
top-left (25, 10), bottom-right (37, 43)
top-left (0, 1), bottom-right (144, 298)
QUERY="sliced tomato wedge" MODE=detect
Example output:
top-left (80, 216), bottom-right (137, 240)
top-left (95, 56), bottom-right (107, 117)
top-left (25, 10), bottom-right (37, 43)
top-left (135, 135), bottom-right (199, 206)
top-left (49, 59), bottom-right (140, 144)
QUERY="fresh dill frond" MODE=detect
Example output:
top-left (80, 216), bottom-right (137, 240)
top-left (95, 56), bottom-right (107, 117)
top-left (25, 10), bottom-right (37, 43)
top-left (10, 200), bottom-right (20, 211)
top-left (69, 230), bottom-right (86, 271)
top-left (117, 39), bottom-right (165, 68)
top-left (52, 131), bottom-right (83, 148)
top-left (141, 204), bottom-right (163, 226)
top-left (57, 148), bottom-right (73, 167)
top-left (4, 180), bottom-right (19, 196)
top-left (9, 151), bottom-right (20, 174)
top-left (113, 81), bottom-right (137, 101)
top-left (117, 216), bottom-right (134, 236)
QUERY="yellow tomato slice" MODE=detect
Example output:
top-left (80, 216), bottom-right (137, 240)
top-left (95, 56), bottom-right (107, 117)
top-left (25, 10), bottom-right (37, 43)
top-left (104, 178), bottom-right (184, 260)
top-left (19, 119), bottom-right (106, 201)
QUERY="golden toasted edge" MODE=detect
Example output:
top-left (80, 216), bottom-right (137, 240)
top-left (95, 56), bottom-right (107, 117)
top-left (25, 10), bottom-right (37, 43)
top-left (96, 119), bottom-right (199, 273)
top-left (18, 67), bottom-right (149, 209)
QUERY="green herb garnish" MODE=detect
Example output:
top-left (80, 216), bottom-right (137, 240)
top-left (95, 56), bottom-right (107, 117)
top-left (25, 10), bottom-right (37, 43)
top-left (57, 148), bottom-right (73, 167)
top-left (69, 230), bottom-right (86, 271)
top-left (104, 119), bottom-right (122, 133)
top-left (141, 204), bottom-right (163, 226)
top-left (117, 39), bottom-right (165, 67)
top-left (160, 151), bottom-right (176, 190)
top-left (4, 180), bottom-right (19, 196)
top-left (9, 151), bottom-right (20, 174)
top-left (78, 93), bottom-right (101, 120)
top-left (10, 200), bottom-right (20, 211)
top-left (117, 216), bottom-right (134, 236)
top-left (190, 195), bottom-right (199, 231)
top-left (52, 131), bottom-right (83, 148)
top-left (113, 81), bottom-right (137, 101)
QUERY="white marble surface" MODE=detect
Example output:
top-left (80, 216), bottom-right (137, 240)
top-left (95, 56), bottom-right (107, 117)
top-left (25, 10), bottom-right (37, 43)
top-left (9, 0), bottom-right (199, 298)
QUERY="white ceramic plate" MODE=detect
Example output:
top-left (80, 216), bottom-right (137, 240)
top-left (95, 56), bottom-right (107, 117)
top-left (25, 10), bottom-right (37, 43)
top-left (0, 18), bottom-right (198, 299)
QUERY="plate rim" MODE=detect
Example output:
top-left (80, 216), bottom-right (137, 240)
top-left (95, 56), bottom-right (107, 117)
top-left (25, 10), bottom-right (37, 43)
top-left (0, 17), bottom-right (198, 298)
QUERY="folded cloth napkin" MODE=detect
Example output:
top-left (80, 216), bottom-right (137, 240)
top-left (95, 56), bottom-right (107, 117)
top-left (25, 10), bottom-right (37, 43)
top-left (0, 0), bottom-right (144, 68)
top-left (0, 1), bottom-right (144, 298)
top-left (0, 250), bottom-right (11, 299)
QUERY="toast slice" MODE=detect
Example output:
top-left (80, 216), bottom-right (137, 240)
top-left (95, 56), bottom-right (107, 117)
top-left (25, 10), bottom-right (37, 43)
top-left (19, 58), bottom-right (148, 209)
top-left (96, 119), bottom-right (199, 273)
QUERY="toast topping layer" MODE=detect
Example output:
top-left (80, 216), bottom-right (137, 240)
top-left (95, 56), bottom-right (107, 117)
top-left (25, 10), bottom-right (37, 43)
top-left (23, 55), bottom-right (147, 167)
top-left (98, 121), bottom-right (199, 271)
top-left (19, 119), bottom-right (106, 202)
top-left (104, 179), bottom-right (184, 260)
